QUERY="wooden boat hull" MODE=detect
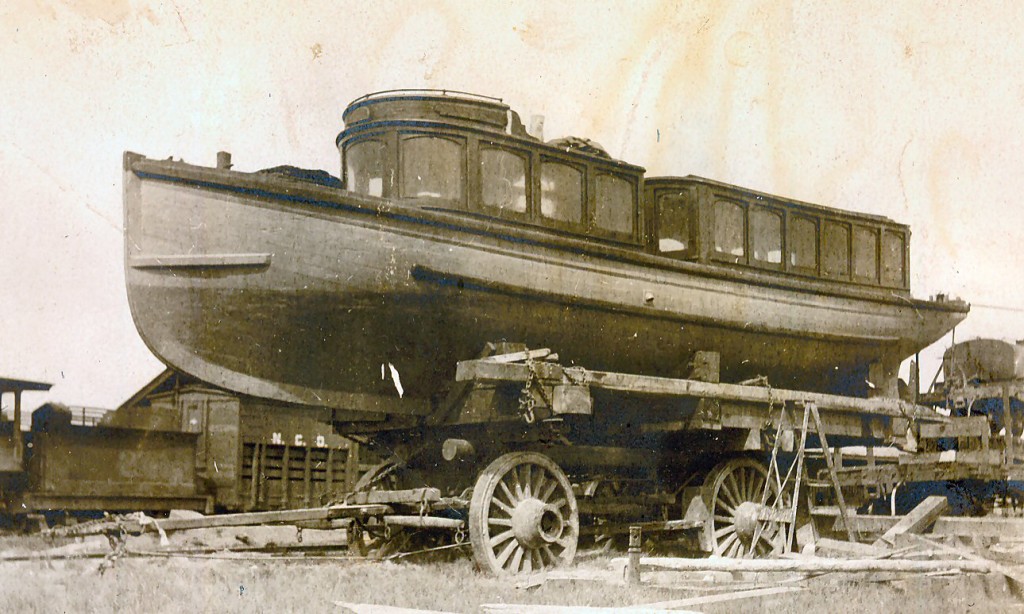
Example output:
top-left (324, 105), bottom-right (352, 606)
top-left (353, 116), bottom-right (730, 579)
top-left (124, 155), bottom-right (968, 415)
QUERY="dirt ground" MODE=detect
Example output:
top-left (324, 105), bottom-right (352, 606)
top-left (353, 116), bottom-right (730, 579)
top-left (0, 532), bottom-right (1021, 614)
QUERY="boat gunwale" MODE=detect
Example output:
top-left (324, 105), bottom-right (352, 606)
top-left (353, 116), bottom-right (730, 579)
top-left (124, 154), bottom-right (969, 316)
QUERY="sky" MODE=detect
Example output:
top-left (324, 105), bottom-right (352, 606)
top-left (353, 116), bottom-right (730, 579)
top-left (2, 0), bottom-right (1023, 412)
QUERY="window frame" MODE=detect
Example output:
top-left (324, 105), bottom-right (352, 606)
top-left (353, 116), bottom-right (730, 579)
top-left (709, 197), bottom-right (748, 264)
top-left (654, 190), bottom-right (696, 259)
top-left (343, 132), bottom-right (394, 198)
top-left (852, 225), bottom-right (880, 285)
top-left (476, 142), bottom-right (532, 222)
top-left (821, 219), bottom-right (853, 280)
top-left (537, 154), bottom-right (587, 233)
top-left (590, 171), bottom-right (639, 243)
top-left (786, 213), bottom-right (819, 276)
top-left (748, 205), bottom-right (785, 271)
top-left (881, 229), bottom-right (908, 289)
top-left (397, 131), bottom-right (468, 208)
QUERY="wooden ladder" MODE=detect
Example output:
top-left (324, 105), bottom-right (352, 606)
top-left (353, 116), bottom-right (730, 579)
top-left (754, 401), bottom-right (858, 553)
top-left (801, 401), bottom-right (860, 543)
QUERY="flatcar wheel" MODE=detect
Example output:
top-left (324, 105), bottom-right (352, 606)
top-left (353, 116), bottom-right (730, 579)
top-left (705, 457), bottom-right (781, 558)
top-left (469, 451), bottom-right (579, 576)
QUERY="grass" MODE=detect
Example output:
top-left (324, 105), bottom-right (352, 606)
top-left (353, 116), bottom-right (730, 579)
top-left (0, 555), bottom-right (691, 613)
top-left (0, 540), bottom-right (1017, 613)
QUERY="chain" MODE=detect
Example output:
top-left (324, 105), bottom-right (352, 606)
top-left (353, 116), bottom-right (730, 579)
top-left (518, 359), bottom-right (539, 424)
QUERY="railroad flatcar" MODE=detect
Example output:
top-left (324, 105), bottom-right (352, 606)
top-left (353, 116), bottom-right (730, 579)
top-left (0, 370), bottom-right (373, 527)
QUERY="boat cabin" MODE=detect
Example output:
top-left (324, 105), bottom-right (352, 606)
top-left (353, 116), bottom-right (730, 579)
top-left (337, 90), bottom-right (910, 294)
top-left (646, 177), bottom-right (910, 291)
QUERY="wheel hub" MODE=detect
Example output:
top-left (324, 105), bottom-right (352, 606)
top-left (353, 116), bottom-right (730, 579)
top-left (733, 501), bottom-right (761, 538)
top-left (511, 497), bottom-right (565, 548)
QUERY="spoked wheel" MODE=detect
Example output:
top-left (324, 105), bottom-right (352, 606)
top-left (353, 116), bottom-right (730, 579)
top-left (469, 451), bottom-right (579, 575)
top-left (704, 457), bottom-right (785, 558)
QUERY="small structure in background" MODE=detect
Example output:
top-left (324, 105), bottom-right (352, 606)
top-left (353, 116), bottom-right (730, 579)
top-left (0, 377), bottom-right (51, 472)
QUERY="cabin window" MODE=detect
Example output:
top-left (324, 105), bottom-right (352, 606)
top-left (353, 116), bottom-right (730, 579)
top-left (750, 208), bottom-right (782, 264)
top-left (540, 161), bottom-right (583, 224)
top-left (594, 175), bottom-right (634, 235)
top-left (881, 230), bottom-right (906, 287)
top-left (788, 216), bottom-right (817, 270)
top-left (713, 200), bottom-right (745, 258)
top-left (657, 193), bottom-right (691, 254)
top-left (345, 139), bottom-right (387, 197)
top-left (853, 226), bottom-right (879, 282)
top-left (823, 221), bottom-right (850, 278)
top-left (480, 148), bottom-right (527, 213)
top-left (400, 135), bottom-right (464, 201)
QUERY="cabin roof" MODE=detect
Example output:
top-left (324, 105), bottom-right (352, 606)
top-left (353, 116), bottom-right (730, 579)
top-left (0, 376), bottom-right (52, 393)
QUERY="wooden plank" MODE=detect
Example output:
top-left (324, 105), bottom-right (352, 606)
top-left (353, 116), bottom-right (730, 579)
top-left (933, 516), bottom-right (1024, 538)
top-left (617, 556), bottom-right (993, 574)
top-left (919, 416), bottom-right (990, 440)
top-left (904, 534), bottom-right (1024, 597)
top-left (455, 360), bottom-right (944, 420)
top-left (482, 348), bottom-right (552, 363)
top-left (642, 585), bottom-right (805, 609)
top-left (481, 605), bottom-right (692, 614)
top-left (897, 450), bottom-right (1002, 466)
top-left (345, 487), bottom-right (442, 505)
top-left (873, 495), bottom-right (949, 547)
top-left (335, 603), bottom-right (458, 614)
top-left (815, 537), bottom-right (892, 558)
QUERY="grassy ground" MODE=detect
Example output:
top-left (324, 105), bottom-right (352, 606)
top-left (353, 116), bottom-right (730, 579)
top-left (0, 538), bottom-right (1018, 613)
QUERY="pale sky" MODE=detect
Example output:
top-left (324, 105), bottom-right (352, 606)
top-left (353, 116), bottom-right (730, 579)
top-left (2, 1), bottom-right (1023, 410)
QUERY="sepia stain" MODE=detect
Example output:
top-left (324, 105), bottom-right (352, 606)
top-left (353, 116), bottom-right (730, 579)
top-left (724, 31), bottom-right (756, 67)
top-left (311, 43), bottom-right (323, 60)
top-left (925, 132), bottom-right (981, 257)
top-left (60, 0), bottom-right (132, 26)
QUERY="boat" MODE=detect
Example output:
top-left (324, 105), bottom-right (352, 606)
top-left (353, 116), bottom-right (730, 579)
top-left (123, 89), bottom-right (969, 420)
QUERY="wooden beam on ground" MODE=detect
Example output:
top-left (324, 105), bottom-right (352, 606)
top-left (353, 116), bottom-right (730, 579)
top-left (146, 505), bottom-right (391, 532)
top-left (873, 495), bottom-right (949, 547)
top-left (480, 605), bottom-right (695, 614)
top-left (903, 534), bottom-right (1024, 598)
top-left (815, 538), bottom-right (892, 558)
top-left (335, 603), bottom-right (458, 614)
top-left (641, 585), bottom-right (805, 609)
top-left (932, 516), bottom-right (1024, 539)
top-left (614, 556), bottom-right (993, 574)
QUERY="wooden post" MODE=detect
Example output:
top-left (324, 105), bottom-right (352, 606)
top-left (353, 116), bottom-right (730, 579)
top-left (12, 391), bottom-right (21, 464)
top-left (1003, 383), bottom-right (1015, 464)
top-left (247, 443), bottom-right (260, 511)
top-left (258, 443), bottom-right (268, 509)
top-left (345, 444), bottom-right (358, 492)
top-left (326, 447), bottom-right (334, 496)
top-left (282, 444), bottom-right (291, 510)
top-left (626, 526), bottom-right (642, 585)
top-left (303, 446), bottom-right (312, 507)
